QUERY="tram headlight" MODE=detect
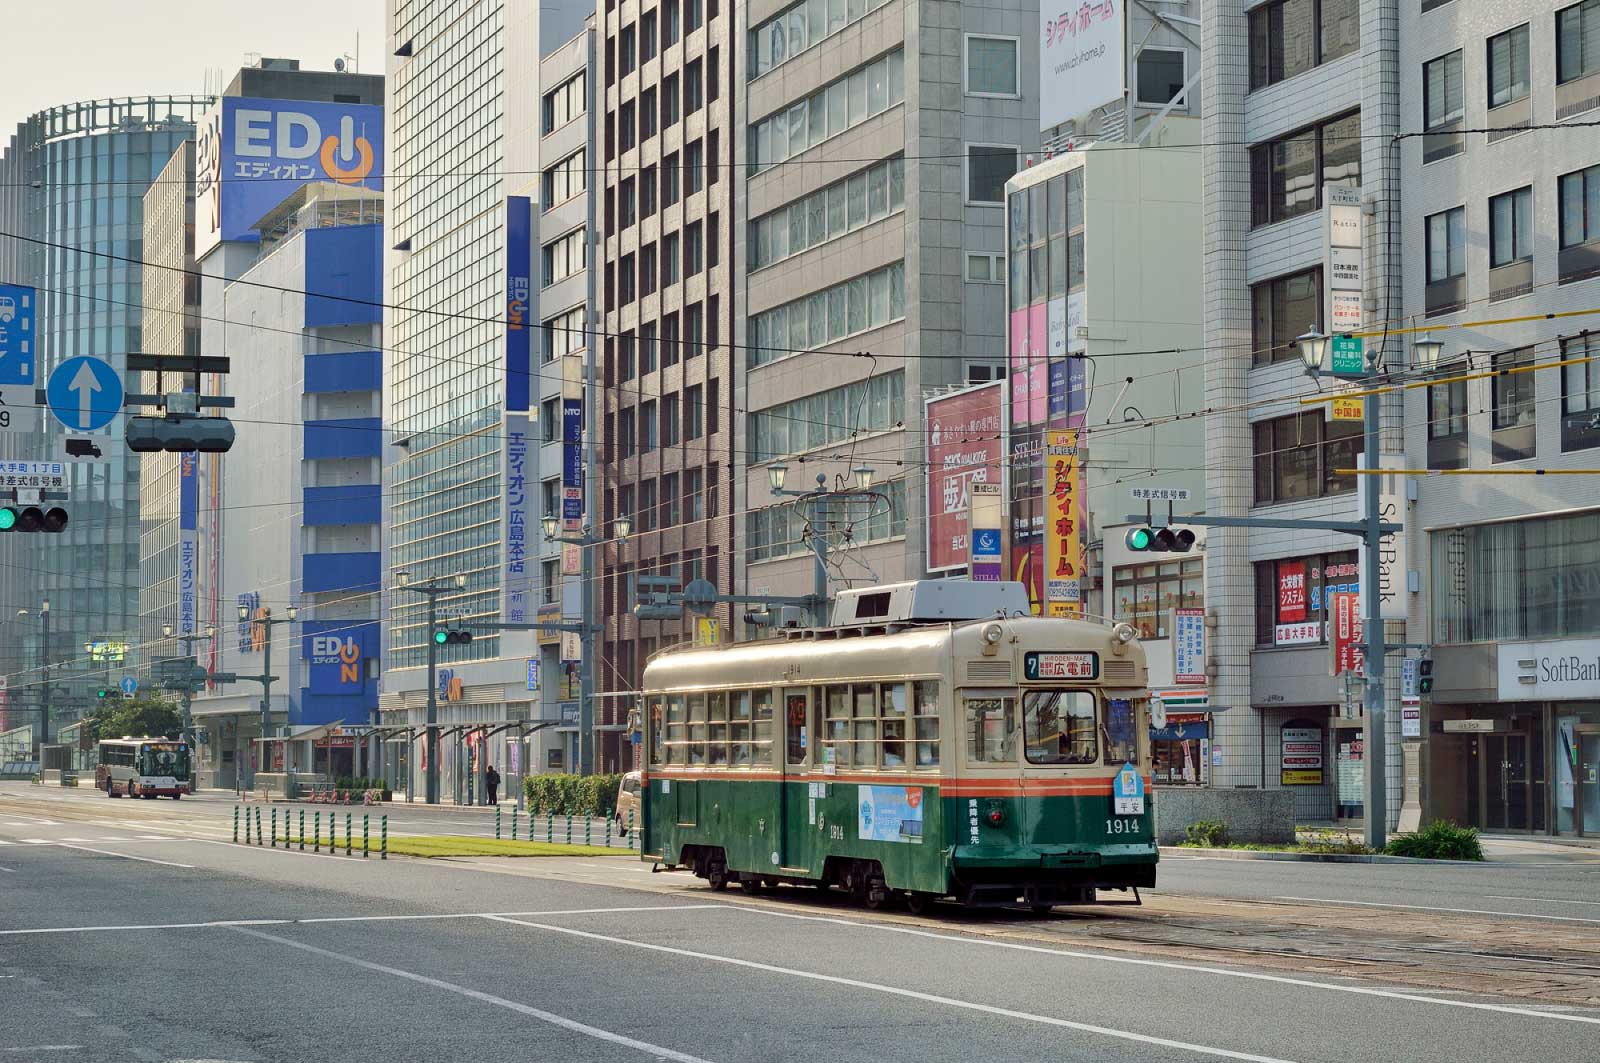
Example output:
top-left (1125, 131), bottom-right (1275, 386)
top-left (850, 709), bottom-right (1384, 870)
top-left (980, 622), bottom-right (1004, 656)
top-left (1110, 622), bottom-right (1138, 655)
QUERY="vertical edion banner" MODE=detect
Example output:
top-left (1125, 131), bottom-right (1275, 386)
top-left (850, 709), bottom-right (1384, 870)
top-left (924, 383), bottom-right (1004, 572)
top-left (503, 195), bottom-right (535, 623)
top-left (179, 451), bottom-right (198, 637)
top-left (1039, 0), bottom-right (1125, 131)
top-left (505, 197), bottom-right (533, 413)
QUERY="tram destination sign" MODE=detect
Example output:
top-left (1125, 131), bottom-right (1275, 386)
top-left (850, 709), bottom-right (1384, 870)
top-left (1023, 651), bottom-right (1099, 681)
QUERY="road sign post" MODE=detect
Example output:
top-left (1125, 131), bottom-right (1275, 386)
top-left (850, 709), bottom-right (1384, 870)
top-left (46, 356), bottom-right (123, 434)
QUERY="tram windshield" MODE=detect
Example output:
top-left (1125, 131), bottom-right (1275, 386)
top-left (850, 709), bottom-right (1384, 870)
top-left (1022, 690), bottom-right (1098, 765)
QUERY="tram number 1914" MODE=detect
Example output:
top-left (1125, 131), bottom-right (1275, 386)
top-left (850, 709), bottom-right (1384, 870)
top-left (1105, 817), bottom-right (1141, 835)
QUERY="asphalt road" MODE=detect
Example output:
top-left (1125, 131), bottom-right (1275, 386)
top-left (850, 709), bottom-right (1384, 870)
top-left (3, 786), bottom-right (1599, 1062)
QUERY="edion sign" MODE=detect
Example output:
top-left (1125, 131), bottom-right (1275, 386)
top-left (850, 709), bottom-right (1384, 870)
top-left (196, 98), bottom-right (384, 256)
top-left (310, 636), bottom-right (363, 685)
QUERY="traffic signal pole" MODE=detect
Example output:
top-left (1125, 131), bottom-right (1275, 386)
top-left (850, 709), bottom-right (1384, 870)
top-left (39, 602), bottom-right (50, 747)
top-left (426, 592), bottom-right (438, 805)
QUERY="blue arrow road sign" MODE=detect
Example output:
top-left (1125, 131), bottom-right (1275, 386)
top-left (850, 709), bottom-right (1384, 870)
top-left (46, 356), bottom-right (123, 432)
top-left (0, 284), bottom-right (36, 386)
top-left (120, 675), bottom-right (138, 696)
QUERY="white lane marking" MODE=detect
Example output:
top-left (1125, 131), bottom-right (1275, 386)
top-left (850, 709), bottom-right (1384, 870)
top-left (484, 916), bottom-right (1298, 1063)
top-left (0, 905), bottom-right (718, 936)
top-left (0, 866), bottom-right (14, 873)
top-left (727, 901), bottom-right (1600, 1028)
top-left (1274, 896), bottom-right (1600, 925)
top-left (0, 1047), bottom-right (84, 1053)
top-left (53, 843), bottom-right (195, 869)
top-left (1487, 894), bottom-right (1600, 907)
top-left (229, 925), bottom-right (715, 1063)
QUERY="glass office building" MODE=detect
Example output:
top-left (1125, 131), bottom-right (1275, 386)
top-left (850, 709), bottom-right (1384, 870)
top-left (0, 97), bottom-right (209, 717)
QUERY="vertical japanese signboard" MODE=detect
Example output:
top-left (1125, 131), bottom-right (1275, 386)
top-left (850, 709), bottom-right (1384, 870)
top-left (562, 348), bottom-right (584, 529)
top-left (925, 382), bottom-right (1004, 572)
top-left (1281, 721), bottom-right (1325, 786)
top-left (505, 196), bottom-right (533, 413)
top-left (1358, 453), bottom-right (1408, 622)
top-left (179, 451), bottom-right (198, 637)
top-left (1044, 429), bottom-right (1081, 617)
top-left (1331, 591), bottom-right (1364, 677)
top-left (504, 414), bottom-right (531, 623)
top-left (504, 195), bottom-right (534, 624)
top-left (968, 483), bottom-right (1004, 581)
top-left (1173, 608), bottom-right (1206, 684)
top-left (1324, 183), bottom-right (1363, 334)
top-left (1277, 561), bottom-right (1307, 623)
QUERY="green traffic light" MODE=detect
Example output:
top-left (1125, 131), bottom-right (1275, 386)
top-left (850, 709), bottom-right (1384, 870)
top-left (1126, 527), bottom-right (1152, 551)
top-left (434, 629), bottom-right (449, 645)
top-left (96, 689), bottom-right (108, 699)
top-left (0, 508), bottom-right (15, 531)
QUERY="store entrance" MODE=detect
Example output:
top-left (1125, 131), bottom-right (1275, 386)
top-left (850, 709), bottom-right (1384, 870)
top-left (1579, 728), bottom-right (1600, 837)
top-left (1464, 719), bottom-right (1546, 832)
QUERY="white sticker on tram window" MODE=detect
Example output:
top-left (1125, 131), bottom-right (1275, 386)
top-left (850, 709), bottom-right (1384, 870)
top-left (808, 797), bottom-right (816, 824)
top-left (661, 779), bottom-right (671, 793)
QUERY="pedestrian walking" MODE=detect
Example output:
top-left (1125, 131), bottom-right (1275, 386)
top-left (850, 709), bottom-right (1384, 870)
top-left (485, 764), bottom-right (500, 806)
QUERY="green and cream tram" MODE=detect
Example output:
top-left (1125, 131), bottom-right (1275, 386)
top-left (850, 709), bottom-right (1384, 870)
top-left (639, 581), bottom-right (1155, 912)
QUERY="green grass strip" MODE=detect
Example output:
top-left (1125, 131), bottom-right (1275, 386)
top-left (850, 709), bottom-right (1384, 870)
top-left (278, 835), bottom-right (620, 859)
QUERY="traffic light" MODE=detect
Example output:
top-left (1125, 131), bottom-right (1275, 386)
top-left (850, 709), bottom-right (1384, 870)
top-left (0, 506), bottom-right (68, 532)
top-left (1418, 658), bottom-right (1434, 695)
top-left (1125, 525), bottom-right (1195, 553)
top-left (434, 625), bottom-right (473, 646)
top-left (125, 415), bottom-right (236, 453)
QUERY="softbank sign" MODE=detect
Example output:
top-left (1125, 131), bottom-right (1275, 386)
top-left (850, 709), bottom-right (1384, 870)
top-left (196, 97), bottom-right (384, 256)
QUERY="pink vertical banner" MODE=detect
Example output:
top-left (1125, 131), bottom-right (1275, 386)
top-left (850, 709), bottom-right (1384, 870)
top-left (1009, 309), bottom-right (1031, 425)
top-left (1028, 304), bottom-right (1048, 422)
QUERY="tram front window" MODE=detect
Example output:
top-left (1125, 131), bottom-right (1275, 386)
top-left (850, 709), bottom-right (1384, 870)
top-left (1022, 690), bottom-right (1098, 765)
top-left (966, 696), bottom-right (1015, 763)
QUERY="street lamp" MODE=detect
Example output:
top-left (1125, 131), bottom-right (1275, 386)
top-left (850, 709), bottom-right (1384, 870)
top-left (1412, 333), bottom-right (1444, 370)
top-left (767, 463), bottom-right (789, 494)
top-left (392, 571), bottom-right (464, 803)
top-left (852, 466), bottom-right (875, 492)
top-left (769, 464), bottom-right (889, 626)
top-left (1295, 322), bottom-right (1392, 849)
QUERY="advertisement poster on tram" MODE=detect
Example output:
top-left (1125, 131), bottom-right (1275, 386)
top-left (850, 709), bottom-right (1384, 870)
top-left (925, 383), bottom-right (1004, 572)
top-left (858, 785), bottom-right (924, 843)
top-left (1044, 429), bottom-right (1082, 617)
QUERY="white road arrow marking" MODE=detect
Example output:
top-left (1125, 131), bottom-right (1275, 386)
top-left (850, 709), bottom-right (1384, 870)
top-left (68, 360), bottom-right (100, 429)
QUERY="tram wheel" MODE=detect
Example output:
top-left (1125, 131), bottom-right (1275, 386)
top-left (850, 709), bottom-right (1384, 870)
top-left (706, 861), bottom-right (729, 891)
top-left (739, 877), bottom-right (761, 895)
top-left (904, 892), bottom-right (934, 916)
top-left (862, 874), bottom-right (890, 910)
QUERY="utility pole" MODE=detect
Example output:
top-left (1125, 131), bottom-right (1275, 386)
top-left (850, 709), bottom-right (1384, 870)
top-left (163, 622), bottom-right (216, 750)
top-left (541, 515), bottom-right (631, 775)
top-left (236, 604), bottom-right (295, 787)
top-left (39, 599), bottom-right (50, 746)
top-left (765, 464), bottom-right (882, 626)
top-left (394, 571), bottom-right (465, 803)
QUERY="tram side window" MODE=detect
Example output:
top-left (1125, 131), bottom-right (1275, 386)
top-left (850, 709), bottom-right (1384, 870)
top-left (914, 681), bottom-right (940, 767)
top-left (786, 692), bottom-right (810, 764)
top-left (852, 684), bottom-right (877, 766)
top-left (649, 698), bottom-right (666, 764)
top-left (666, 695), bottom-right (687, 764)
top-left (1103, 698), bottom-right (1137, 765)
top-left (966, 696), bottom-right (1015, 763)
top-left (753, 690), bottom-right (776, 764)
top-left (881, 681), bottom-right (907, 767)
top-left (708, 692), bottom-right (729, 765)
top-left (730, 691), bottom-right (752, 765)
top-left (823, 685), bottom-right (851, 767)
top-left (688, 694), bottom-right (709, 764)
top-left (1022, 690), bottom-right (1098, 765)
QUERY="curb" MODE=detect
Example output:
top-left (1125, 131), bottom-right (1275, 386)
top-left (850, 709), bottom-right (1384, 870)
top-left (1158, 845), bottom-right (1476, 865)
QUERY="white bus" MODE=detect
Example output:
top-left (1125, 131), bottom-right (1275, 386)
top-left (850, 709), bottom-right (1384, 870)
top-left (96, 737), bottom-right (192, 798)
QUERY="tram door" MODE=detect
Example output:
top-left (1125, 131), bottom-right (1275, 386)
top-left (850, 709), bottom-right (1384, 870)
top-left (780, 688), bottom-right (811, 870)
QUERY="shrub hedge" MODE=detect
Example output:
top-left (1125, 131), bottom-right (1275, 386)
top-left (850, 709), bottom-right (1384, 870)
top-left (522, 772), bottom-right (624, 817)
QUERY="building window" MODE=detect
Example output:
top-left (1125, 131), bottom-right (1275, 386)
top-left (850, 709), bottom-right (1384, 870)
top-left (708, 380), bottom-right (720, 434)
top-left (966, 252), bottom-right (1005, 282)
top-left (1426, 365), bottom-right (1469, 470)
top-left (1251, 268), bottom-right (1322, 367)
top-left (541, 477), bottom-right (561, 520)
top-left (1561, 333), bottom-right (1600, 451)
top-left (964, 361), bottom-right (1005, 384)
top-left (641, 10), bottom-right (657, 60)
top-left (641, 86), bottom-right (658, 140)
top-left (1432, 511), bottom-right (1600, 643)
top-left (662, 151), bottom-right (680, 206)
top-left (750, 372), bottom-right (904, 461)
top-left (748, 261), bottom-right (907, 368)
top-left (685, 466), bottom-right (704, 521)
top-left (1559, 163), bottom-right (1600, 283)
top-left (663, 393), bottom-right (680, 447)
top-left (1136, 48), bottom-right (1187, 106)
top-left (541, 149), bottom-right (586, 210)
top-left (664, 0), bottom-right (680, 46)
top-left (1248, 0), bottom-right (1360, 91)
top-left (1489, 185), bottom-right (1534, 300)
top-left (1253, 552), bottom-right (1359, 647)
top-left (620, 408), bottom-right (636, 457)
top-left (685, 302), bottom-right (703, 358)
top-left (1249, 111), bottom-right (1360, 226)
top-left (620, 177), bottom-right (636, 228)
top-left (1490, 346), bottom-right (1536, 461)
top-left (1488, 25), bottom-right (1531, 109)
top-left (1112, 558), bottom-right (1203, 639)
top-left (619, 252), bottom-right (636, 304)
top-left (748, 50), bottom-right (904, 174)
top-left (541, 228), bottom-right (586, 288)
top-left (967, 144), bottom-right (1020, 204)
top-left (966, 35), bottom-right (1019, 96)
top-left (684, 221), bottom-right (703, 277)
top-left (708, 46), bottom-right (721, 102)
top-left (685, 138), bottom-right (704, 195)
top-left (641, 400), bottom-right (658, 453)
top-left (749, 0), bottom-right (896, 80)
top-left (1422, 50), bottom-right (1465, 162)
top-left (1558, 0), bottom-right (1600, 85)
top-left (641, 164), bottom-right (658, 216)
top-left (541, 559), bottom-right (560, 605)
top-left (639, 479), bottom-right (657, 531)
top-left (1425, 205), bottom-right (1467, 316)
top-left (541, 398), bottom-right (560, 442)
top-left (542, 71), bottom-right (586, 134)
top-left (662, 231), bottom-right (680, 288)
top-left (685, 384), bottom-right (704, 439)
top-left (541, 306), bottom-right (586, 363)
top-left (1252, 410), bottom-right (1363, 504)
top-left (620, 100), bottom-right (636, 152)
top-left (641, 242), bottom-right (657, 296)
top-left (641, 321), bottom-right (657, 374)
top-left (685, 59), bottom-right (703, 114)
top-left (662, 73), bottom-right (680, 130)
top-left (620, 23), bottom-right (636, 75)
top-left (661, 473), bottom-right (679, 528)
top-left (619, 330), bottom-right (636, 381)
top-left (749, 156), bottom-right (905, 270)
